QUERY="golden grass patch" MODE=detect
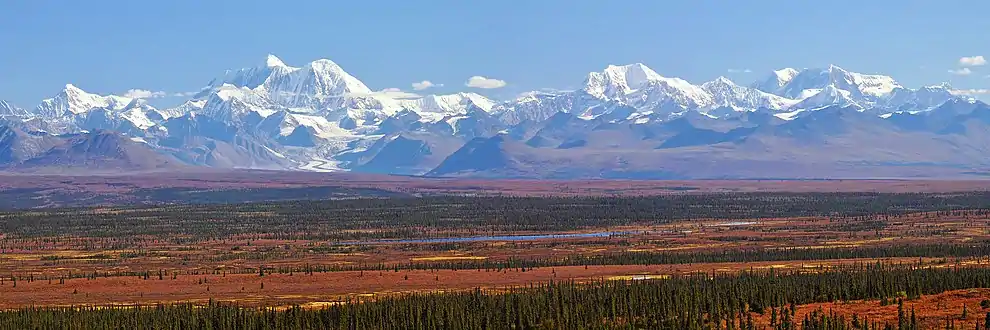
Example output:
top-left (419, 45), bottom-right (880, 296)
top-left (606, 274), bottom-right (670, 281)
top-left (411, 256), bottom-right (487, 261)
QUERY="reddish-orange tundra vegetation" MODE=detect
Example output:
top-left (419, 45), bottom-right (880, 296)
top-left (2, 207), bottom-right (990, 318)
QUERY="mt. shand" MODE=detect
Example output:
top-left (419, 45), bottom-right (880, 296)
top-left (0, 55), bottom-right (986, 178)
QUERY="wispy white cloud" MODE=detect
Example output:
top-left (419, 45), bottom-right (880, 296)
top-left (411, 80), bottom-right (442, 91)
top-left (123, 89), bottom-right (167, 99)
top-left (950, 88), bottom-right (990, 96)
top-left (373, 88), bottom-right (421, 100)
top-left (727, 69), bottom-right (752, 73)
top-left (172, 91), bottom-right (199, 97)
top-left (949, 68), bottom-right (973, 76)
top-left (465, 76), bottom-right (507, 89)
top-left (959, 56), bottom-right (987, 67)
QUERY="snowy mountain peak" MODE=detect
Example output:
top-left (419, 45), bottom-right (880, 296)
top-left (584, 62), bottom-right (711, 111)
top-left (455, 92), bottom-right (495, 111)
top-left (308, 58), bottom-right (342, 69)
top-left (117, 100), bottom-right (161, 129)
top-left (124, 97), bottom-right (148, 109)
top-left (703, 76), bottom-right (796, 112)
top-left (397, 92), bottom-right (495, 118)
top-left (34, 84), bottom-right (132, 118)
top-left (709, 76), bottom-right (736, 86)
top-left (601, 63), bottom-right (663, 90)
top-left (198, 84), bottom-right (282, 122)
top-left (791, 84), bottom-right (860, 110)
top-left (775, 65), bottom-right (902, 102)
top-left (64, 83), bottom-right (85, 94)
top-left (825, 64), bottom-right (847, 73)
top-left (774, 68), bottom-right (799, 80)
top-left (0, 100), bottom-right (28, 117)
top-left (844, 70), bottom-right (901, 99)
top-left (205, 55), bottom-right (373, 108)
top-left (304, 59), bottom-right (372, 94)
top-left (266, 54), bottom-right (288, 68)
top-left (752, 68), bottom-right (799, 94)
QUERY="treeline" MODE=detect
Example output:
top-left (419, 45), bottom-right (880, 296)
top-left (3, 264), bottom-right (990, 329)
top-left (279, 242), bottom-right (990, 274)
top-left (7, 242), bottom-right (989, 281)
top-left (3, 193), bottom-right (990, 242)
top-left (386, 242), bottom-right (990, 273)
top-left (0, 186), bottom-right (406, 210)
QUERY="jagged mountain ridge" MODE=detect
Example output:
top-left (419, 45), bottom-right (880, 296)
top-left (0, 55), bottom-right (983, 178)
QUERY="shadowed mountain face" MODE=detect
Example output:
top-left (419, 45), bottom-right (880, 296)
top-left (0, 124), bottom-right (62, 163)
top-left (1, 56), bottom-right (989, 178)
top-left (2, 129), bottom-right (187, 172)
top-left (428, 103), bottom-right (990, 179)
top-left (428, 135), bottom-right (515, 177)
top-left (353, 132), bottom-right (465, 175)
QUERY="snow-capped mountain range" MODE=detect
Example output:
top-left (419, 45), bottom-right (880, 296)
top-left (0, 55), bottom-right (985, 178)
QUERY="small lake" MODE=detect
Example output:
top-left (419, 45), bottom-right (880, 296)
top-left (348, 231), bottom-right (633, 245)
top-left (714, 221), bottom-right (757, 226)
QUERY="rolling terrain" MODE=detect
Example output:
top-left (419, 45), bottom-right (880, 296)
top-left (1, 171), bottom-right (990, 209)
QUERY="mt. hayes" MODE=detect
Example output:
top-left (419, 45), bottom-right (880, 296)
top-left (0, 55), bottom-right (985, 178)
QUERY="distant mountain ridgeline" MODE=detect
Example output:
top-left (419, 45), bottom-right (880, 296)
top-left (1, 55), bottom-right (987, 178)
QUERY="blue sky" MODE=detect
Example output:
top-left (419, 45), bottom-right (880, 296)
top-left (1, 0), bottom-right (989, 106)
